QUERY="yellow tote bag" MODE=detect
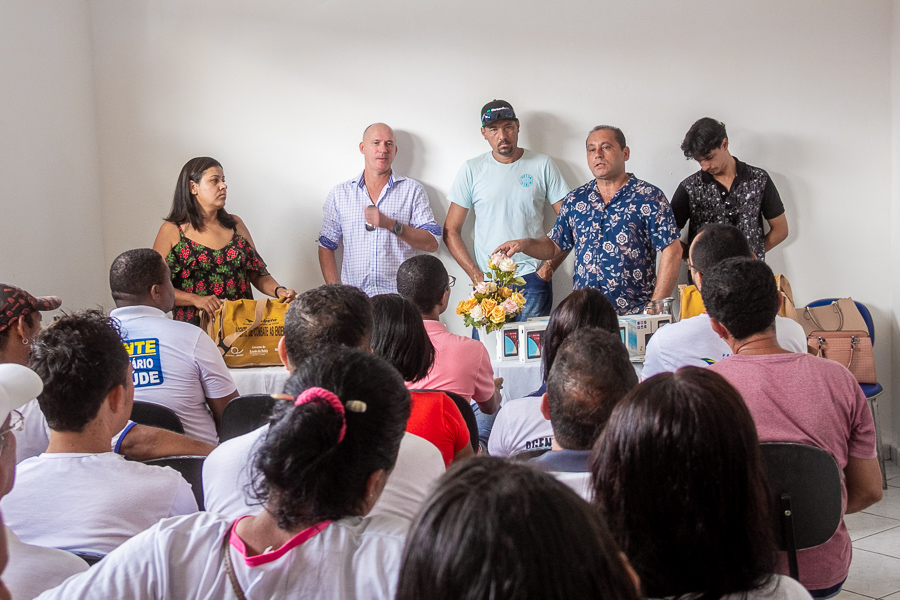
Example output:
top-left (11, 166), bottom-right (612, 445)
top-left (202, 297), bottom-right (287, 367)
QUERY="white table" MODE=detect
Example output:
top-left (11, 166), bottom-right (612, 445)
top-left (231, 365), bottom-right (291, 396)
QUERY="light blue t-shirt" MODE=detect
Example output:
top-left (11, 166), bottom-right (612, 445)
top-left (448, 149), bottom-right (570, 276)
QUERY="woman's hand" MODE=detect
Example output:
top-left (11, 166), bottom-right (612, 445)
top-left (276, 287), bottom-right (297, 303)
top-left (192, 294), bottom-right (223, 317)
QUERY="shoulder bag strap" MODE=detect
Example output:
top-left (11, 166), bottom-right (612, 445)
top-left (222, 299), bottom-right (268, 349)
top-left (221, 527), bottom-right (248, 600)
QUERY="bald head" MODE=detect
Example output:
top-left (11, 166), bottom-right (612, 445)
top-left (360, 123), bottom-right (397, 176)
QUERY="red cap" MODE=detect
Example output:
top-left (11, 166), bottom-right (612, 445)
top-left (0, 284), bottom-right (62, 334)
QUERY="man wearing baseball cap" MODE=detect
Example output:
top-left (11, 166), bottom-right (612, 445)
top-left (443, 100), bottom-right (571, 319)
top-left (0, 285), bottom-right (61, 368)
top-left (0, 283), bottom-right (214, 463)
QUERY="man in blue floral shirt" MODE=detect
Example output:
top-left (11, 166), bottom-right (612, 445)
top-left (495, 126), bottom-right (681, 315)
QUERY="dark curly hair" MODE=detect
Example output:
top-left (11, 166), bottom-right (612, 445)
top-left (29, 310), bottom-right (130, 432)
top-left (700, 257), bottom-right (779, 340)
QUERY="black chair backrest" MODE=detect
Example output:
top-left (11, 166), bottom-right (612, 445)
top-left (143, 455), bottom-right (206, 510)
top-left (130, 401), bottom-right (184, 434)
top-left (220, 394), bottom-right (279, 442)
top-left (71, 551), bottom-right (105, 566)
top-left (759, 442), bottom-right (843, 580)
top-left (412, 389), bottom-right (479, 453)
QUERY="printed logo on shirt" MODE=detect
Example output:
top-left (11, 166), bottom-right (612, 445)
top-left (524, 436), bottom-right (552, 451)
top-left (519, 174), bottom-right (533, 188)
top-left (124, 338), bottom-right (164, 387)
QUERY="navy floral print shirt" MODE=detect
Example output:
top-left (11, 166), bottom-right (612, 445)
top-left (549, 175), bottom-right (679, 315)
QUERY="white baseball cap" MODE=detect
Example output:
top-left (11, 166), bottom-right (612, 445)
top-left (0, 364), bottom-right (42, 424)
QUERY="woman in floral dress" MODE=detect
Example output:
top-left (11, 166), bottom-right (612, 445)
top-left (152, 157), bottom-right (296, 325)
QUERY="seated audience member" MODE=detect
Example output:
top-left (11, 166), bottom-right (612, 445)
top-left (371, 294), bottom-right (473, 466)
top-left (704, 257), bottom-right (881, 596)
top-left (396, 255), bottom-right (501, 447)
top-left (642, 223), bottom-right (806, 379)
top-left (0, 364), bottom-right (88, 599)
top-left (0, 284), bottom-right (215, 463)
top-left (203, 284), bottom-right (445, 521)
top-left (39, 347), bottom-right (411, 599)
top-left (531, 328), bottom-right (636, 499)
top-left (109, 248), bottom-right (238, 444)
top-left (1, 311), bottom-right (197, 555)
top-left (592, 368), bottom-right (813, 600)
top-left (396, 457), bottom-right (642, 600)
top-left (489, 287), bottom-right (619, 457)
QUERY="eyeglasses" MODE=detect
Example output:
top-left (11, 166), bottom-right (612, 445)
top-left (683, 258), bottom-right (703, 275)
top-left (447, 276), bottom-right (456, 289)
top-left (482, 108), bottom-right (516, 126)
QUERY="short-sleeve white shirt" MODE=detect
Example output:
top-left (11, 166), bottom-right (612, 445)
top-left (448, 149), bottom-right (570, 276)
top-left (487, 395), bottom-right (553, 458)
top-left (203, 428), bottom-right (443, 522)
top-left (34, 511), bottom-right (408, 600)
top-left (641, 314), bottom-right (808, 380)
top-left (111, 305), bottom-right (237, 444)
top-left (2, 452), bottom-right (198, 554)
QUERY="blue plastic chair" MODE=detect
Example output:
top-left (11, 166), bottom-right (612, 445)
top-left (805, 299), bottom-right (885, 488)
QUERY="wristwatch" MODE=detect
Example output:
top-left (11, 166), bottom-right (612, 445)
top-left (392, 221), bottom-right (404, 236)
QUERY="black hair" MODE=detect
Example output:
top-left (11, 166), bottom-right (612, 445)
top-left (251, 346), bottom-right (410, 530)
top-left (681, 117), bottom-right (728, 161)
top-left (396, 457), bottom-right (641, 600)
top-left (701, 257), bottom-right (778, 340)
top-left (690, 223), bottom-right (753, 274)
top-left (283, 284), bottom-right (372, 368)
top-left (542, 288), bottom-right (619, 381)
top-left (370, 294), bottom-right (434, 383)
top-left (546, 328), bottom-right (637, 450)
top-left (396, 255), bottom-right (449, 314)
top-left (591, 368), bottom-right (776, 600)
top-left (164, 157), bottom-right (237, 232)
top-left (29, 310), bottom-right (130, 433)
top-left (109, 248), bottom-right (168, 304)
top-left (587, 125), bottom-right (627, 150)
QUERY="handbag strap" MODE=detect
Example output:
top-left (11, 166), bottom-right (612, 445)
top-left (804, 301), bottom-right (845, 332)
top-left (222, 299), bottom-right (269, 349)
top-left (221, 527), bottom-right (248, 600)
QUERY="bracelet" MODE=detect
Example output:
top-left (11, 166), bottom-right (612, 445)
top-left (274, 286), bottom-right (286, 296)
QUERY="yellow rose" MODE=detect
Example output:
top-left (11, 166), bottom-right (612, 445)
top-left (481, 299), bottom-right (497, 314)
top-left (489, 305), bottom-right (507, 324)
top-left (499, 287), bottom-right (512, 299)
top-left (511, 292), bottom-right (526, 307)
top-left (456, 297), bottom-right (478, 315)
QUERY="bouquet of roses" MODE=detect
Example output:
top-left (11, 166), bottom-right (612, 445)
top-left (456, 253), bottom-right (527, 333)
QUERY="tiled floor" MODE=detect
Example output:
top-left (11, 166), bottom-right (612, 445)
top-left (838, 459), bottom-right (900, 600)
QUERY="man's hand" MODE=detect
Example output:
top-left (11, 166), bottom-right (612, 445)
top-left (536, 262), bottom-right (554, 282)
top-left (494, 377), bottom-right (504, 392)
top-left (365, 205), bottom-right (394, 231)
top-left (494, 239), bottom-right (527, 258)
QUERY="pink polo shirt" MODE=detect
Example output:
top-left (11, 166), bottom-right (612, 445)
top-left (710, 352), bottom-right (876, 591)
top-left (409, 320), bottom-right (495, 408)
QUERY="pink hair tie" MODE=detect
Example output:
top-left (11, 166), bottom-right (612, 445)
top-left (294, 386), bottom-right (348, 443)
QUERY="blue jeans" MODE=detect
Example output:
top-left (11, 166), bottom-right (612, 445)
top-left (516, 272), bottom-right (553, 320)
top-left (472, 402), bottom-right (501, 451)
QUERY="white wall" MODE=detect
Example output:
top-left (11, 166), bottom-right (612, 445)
top-left (892, 0), bottom-right (900, 454)
top-left (0, 0), bottom-right (106, 310)
top-left (85, 0), bottom-right (896, 445)
top-left (4, 0), bottom-right (892, 445)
